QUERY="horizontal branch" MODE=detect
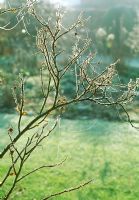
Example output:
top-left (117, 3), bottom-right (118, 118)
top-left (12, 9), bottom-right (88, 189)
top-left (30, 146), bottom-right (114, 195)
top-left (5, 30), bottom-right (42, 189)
top-left (43, 179), bottom-right (94, 200)
top-left (17, 157), bottom-right (67, 182)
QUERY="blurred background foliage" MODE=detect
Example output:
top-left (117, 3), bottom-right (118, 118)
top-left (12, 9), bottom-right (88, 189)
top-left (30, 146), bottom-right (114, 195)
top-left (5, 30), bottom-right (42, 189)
top-left (0, 0), bottom-right (139, 120)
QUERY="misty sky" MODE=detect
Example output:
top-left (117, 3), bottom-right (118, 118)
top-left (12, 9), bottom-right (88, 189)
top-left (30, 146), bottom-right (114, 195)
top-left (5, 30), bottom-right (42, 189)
top-left (51, 0), bottom-right (80, 6)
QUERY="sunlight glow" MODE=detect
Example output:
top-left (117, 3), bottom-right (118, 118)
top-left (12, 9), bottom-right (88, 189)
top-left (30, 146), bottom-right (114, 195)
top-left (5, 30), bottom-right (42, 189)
top-left (50, 0), bottom-right (80, 6)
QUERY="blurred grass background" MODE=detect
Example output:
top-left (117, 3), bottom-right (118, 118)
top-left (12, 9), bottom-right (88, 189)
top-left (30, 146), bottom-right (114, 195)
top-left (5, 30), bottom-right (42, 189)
top-left (1, 116), bottom-right (139, 199)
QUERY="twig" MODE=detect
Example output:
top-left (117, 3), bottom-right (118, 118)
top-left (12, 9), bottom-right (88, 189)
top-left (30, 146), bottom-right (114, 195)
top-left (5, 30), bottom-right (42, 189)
top-left (43, 179), bottom-right (94, 200)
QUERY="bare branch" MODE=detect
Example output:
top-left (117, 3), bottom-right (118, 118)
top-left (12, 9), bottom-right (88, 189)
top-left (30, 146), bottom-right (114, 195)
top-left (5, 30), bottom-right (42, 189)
top-left (17, 157), bottom-right (67, 182)
top-left (43, 179), bottom-right (94, 200)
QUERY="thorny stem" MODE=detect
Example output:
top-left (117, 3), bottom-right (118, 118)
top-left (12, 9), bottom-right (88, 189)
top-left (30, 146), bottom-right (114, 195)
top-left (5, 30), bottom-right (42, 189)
top-left (18, 76), bottom-right (25, 134)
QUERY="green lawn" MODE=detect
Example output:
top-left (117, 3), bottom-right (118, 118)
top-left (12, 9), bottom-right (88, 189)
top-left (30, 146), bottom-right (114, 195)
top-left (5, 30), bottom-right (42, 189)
top-left (0, 114), bottom-right (139, 199)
